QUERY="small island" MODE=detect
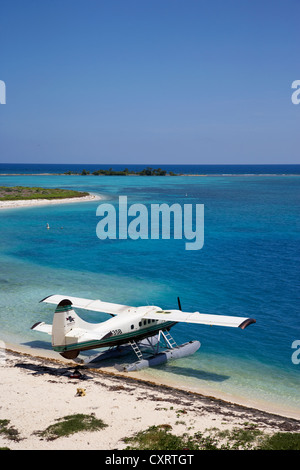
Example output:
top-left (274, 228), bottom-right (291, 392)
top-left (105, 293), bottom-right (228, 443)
top-left (0, 186), bottom-right (89, 201)
top-left (64, 167), bottom-right (178, 176)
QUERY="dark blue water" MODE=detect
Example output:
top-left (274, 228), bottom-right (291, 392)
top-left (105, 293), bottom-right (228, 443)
top-left (0, 163), bottom-right (299, 175)
top-left (0, 169), bottom-right (299, 415)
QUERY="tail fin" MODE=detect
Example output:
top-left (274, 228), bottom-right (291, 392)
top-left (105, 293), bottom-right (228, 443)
top-left (52, 298), bottom-right (82, 348)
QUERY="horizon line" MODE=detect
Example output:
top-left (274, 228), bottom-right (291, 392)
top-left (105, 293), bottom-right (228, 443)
top-left (1, 163), bottom-right (299, 166)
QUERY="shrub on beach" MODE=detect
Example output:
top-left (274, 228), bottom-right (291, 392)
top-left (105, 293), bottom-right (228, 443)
top-left (34, 414), bottom-right (107, 441)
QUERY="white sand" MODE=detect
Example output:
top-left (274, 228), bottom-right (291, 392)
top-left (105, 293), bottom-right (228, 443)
top-left (0, 193), bottom-right (102, 210)
top-left (0, 347), bottom-right (299, 450)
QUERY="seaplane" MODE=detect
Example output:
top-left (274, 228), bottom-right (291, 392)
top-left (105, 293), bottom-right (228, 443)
top-left (31, 295), bottom-right (256, 371)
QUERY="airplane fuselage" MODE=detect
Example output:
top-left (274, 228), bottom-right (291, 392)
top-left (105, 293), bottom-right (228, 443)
top-left (54, 305), bottom-right (176, 358)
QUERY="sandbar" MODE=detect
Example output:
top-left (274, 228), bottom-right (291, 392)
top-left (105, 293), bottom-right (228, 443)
top-left (0, 193), bottom-right (102, 210)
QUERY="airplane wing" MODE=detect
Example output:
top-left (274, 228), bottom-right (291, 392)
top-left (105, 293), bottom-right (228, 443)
top-left (40, 295), bottom-right (131, 316)
top-left (143, 309), bottom-right (256, 329)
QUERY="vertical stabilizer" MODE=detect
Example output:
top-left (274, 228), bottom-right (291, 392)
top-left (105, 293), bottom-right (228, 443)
top-left (52, 299), bottom-right (79, 347)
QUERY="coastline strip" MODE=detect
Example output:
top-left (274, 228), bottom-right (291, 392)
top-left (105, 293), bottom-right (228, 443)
top-left (2, 341), bottom-right (300, 421)
top-left (0, 193), bottom-right (102, 210)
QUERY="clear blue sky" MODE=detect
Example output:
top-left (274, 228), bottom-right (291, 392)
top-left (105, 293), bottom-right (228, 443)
top-left (0, 0), bottom-right (299, 164)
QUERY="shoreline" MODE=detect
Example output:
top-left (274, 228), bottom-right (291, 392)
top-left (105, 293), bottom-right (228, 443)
top-left (5, 341), bottom-right (300, 419)
top-left (0, 193), bottom-right (102, 210)
top-left (1, 344), bottom-right (299, 450)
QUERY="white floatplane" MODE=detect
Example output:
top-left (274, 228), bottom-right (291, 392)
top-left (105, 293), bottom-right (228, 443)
top-left (31, 295), bottom-right (256, 371)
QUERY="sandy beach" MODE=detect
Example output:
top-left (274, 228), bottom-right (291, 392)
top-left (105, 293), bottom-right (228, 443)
top-left (0, 346), bottom-right (299, 450)
top-left (0, 193), bottom-right (102, 210)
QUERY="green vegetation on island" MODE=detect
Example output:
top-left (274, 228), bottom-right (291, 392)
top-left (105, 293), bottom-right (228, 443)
top-left (64, 167), bottom-right (178, 176)
top-left (1, 415), bottom-right (300, 450)
top-left (0, 186), bottom-right (89, 201)
top-left (123, 424), bottom-right (300, 451)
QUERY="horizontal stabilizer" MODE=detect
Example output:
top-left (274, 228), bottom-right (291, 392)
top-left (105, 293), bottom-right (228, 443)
top-left (31, 321), bottom-right (52, 335)
top-left (143, 309), bottom-right (256, 329)
top-left (64, 328), bottom-right (112, 342)
top-left (40, 295), bottom-right (131, 316)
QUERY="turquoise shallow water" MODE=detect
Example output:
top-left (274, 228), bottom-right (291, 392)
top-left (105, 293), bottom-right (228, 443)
top-left (0, 171), bottom-right (299, 416)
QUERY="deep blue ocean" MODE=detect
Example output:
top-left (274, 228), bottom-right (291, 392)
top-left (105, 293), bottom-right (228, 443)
top-left (0, 164), bottom-right (299, 417)
top-left (0, 163), bottom-right (299, 175)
